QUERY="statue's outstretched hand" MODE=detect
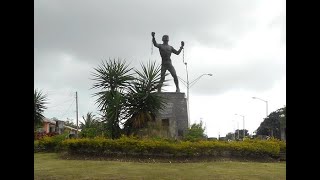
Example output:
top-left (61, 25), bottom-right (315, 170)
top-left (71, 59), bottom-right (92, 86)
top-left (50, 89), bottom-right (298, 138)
top-left (181, 41), bottom-right (184, 47)
top-left (151, 32), bottom-right (155, 37)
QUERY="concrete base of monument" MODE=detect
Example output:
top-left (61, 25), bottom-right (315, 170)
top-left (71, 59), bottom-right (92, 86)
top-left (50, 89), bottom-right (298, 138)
top-left (155, 92), bottom-right (188, 139)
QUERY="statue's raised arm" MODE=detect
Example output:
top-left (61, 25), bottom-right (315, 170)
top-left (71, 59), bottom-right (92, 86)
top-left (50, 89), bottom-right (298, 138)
top-left (172, 41), bottom-right (184, 55)
top-left (151, 32), bottom-right (159, 48)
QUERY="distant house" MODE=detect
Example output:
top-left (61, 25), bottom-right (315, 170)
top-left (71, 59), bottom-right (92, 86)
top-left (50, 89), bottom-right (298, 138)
top-left (38, 118), bottom-right (81, 135)
top-left (64, 125), bottom-right (80, 135)
top-left (38, 118), bottom-right (56, 133)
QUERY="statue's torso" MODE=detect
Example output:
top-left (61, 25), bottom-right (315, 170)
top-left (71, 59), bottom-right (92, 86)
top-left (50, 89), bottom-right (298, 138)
top-left (159, 44), bottom-right (172, 64)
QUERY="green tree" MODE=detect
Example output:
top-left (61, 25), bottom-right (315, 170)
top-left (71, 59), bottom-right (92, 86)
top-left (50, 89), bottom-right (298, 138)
top-left (235, 129), bottom-right (249, 140)
top-left (279, 107), bottom-right (286, 128)
top-left (92, 58), bottom-right (133, 139)
top-left (185, 120), bottom-right (206, 141)
top-left (80, 112), bottom-right (97, 129)
top-left (123, 61), bottom-right (166, 135)
top-left (226, 132), bottom-right (234, 140)
top-left (34, 89), bottom-right (48, 129)
top-left (256, 106), bottom-right (286, 139)
top-left (79, 112), bottom-right (106, 138)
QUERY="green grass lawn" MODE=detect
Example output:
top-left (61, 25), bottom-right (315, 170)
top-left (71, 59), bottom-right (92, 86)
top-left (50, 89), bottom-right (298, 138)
top-left (34, 153), bottom-right (286, 180)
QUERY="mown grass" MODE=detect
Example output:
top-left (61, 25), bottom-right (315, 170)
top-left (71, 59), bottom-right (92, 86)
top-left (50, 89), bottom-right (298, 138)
top-left (34, 153), bottom-right (286, 180)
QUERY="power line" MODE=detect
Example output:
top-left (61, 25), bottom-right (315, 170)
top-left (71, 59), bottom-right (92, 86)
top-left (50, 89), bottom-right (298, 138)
top-left (59, 98), bottom-right (76, 119)
top-left (43, 90), bottom-right (75, 98)
top-left (47, 97), bottom-right (74, 109)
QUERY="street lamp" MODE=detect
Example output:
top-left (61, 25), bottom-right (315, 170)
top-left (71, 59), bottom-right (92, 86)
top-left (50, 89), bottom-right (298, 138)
top-left (252, 97), bottom-right (271, 136)
top-left (252, 97), bottom-right (268, 117)
top-left (178, 62), bottom-right (213, 127)
top-left (235, 114), bottom-right (245, 139)
top-left (237, 121), bottom-right (239, 139)
top-left (232, 119), bottom-right (237, 140)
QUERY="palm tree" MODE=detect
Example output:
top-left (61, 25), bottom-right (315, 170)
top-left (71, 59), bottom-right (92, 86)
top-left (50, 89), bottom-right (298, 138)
top-left (80, 112), bottom-right (97, 129)
top-left (34, 89), bottom-right (48, 130)
top-left (124, 61), bottom-right (166, 135)
top-left (91, 58), bottom-right (133, 139)
top-left (80, 112), bottom-right (106, 138)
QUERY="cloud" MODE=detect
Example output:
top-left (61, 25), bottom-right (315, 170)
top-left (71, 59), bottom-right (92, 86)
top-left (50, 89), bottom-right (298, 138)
top-left (35, 0), bottom-right (261, 63)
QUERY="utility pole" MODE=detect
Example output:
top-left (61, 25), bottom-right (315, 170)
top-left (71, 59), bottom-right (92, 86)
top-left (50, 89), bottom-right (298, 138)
top-left (76, 91), bottom-right (79, 137)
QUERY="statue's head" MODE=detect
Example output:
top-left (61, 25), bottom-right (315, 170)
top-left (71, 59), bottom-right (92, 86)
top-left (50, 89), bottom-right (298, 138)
top-left (162, 35), bottom-right (169, 43)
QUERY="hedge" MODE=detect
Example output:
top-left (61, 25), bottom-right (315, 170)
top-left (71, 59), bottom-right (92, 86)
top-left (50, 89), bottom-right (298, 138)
top-left (34, 133), bottom-right (69, 152)
top-left (34, 136), bottom-right (286, 160)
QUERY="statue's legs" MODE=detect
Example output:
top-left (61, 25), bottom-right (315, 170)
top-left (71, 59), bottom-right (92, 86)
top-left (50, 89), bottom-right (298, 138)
top-left (158, 65), bottom-right (167, 92)
top-left (167, 64), bottom-right (180, 93)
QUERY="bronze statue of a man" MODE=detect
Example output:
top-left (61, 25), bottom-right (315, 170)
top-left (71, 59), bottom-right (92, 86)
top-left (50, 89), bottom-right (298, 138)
top-left (151, 32), bottom-right (184, 92)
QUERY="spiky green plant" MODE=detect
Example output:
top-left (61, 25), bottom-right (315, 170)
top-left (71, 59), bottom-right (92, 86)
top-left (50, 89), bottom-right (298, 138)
top-left (34, 89), bottom-right (48, 130)
top-left (124, 61), bottom-right (167, 135)
top-left (91, 58), bottom-right (133, 139)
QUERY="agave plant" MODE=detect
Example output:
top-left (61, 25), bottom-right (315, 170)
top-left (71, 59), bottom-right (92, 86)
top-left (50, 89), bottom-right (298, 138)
top-left (123, 61), bottom-right (167, 135)
top-left (34, 89), bottom-right (48, 129)
top-left (91, 58), bottom-right (133, 139)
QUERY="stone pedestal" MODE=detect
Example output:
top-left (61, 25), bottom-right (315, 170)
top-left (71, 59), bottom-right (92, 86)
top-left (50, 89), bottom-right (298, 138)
top-left (156, 92), bottom-right (188, 139)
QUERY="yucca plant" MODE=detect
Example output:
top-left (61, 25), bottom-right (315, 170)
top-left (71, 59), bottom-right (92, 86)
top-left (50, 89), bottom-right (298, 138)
top-left (91, 58), bottom-right (134, 139)
top-left (124, 61), bottom-right (167, 135)
top-left (34, 89), bottom-right (48, 130)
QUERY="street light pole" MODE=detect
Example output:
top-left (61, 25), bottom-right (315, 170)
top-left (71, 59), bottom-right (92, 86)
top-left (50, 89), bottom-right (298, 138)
top-left (232, 120), bottom-right (236, 140)
top-left (252, 97), bottom-right (268, 118)
top-left (235, 114), bottom-right (245, 139)
top-left (185, 62), bottom-right (190, 127)
top-left (178, 62), bottom-right (212, 128)
top-left (237, 121), bottom-right (239, 139)
top-left (252, 97), bottom-right (270, 136)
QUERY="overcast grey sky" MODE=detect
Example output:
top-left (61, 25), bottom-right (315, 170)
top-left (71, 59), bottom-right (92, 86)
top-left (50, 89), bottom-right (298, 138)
top-left (35, 0), bottom-right (286, 137)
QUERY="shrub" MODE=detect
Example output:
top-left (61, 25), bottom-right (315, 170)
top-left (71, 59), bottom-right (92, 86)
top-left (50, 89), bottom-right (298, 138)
top-left (35, 136), bottom-right (286, 160)
top-left (34, 140), bottom-right (41, 152)
top-left (35, 133), bottom-right (69, 152)
top-left (34, 132), bottom-right (59, 140)
top-left (79, 128), bottom-right (100, 138)
top-left (59, 136), bottom-right (284, 159)
top-left (184, 121), bottom-right (206, 142)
